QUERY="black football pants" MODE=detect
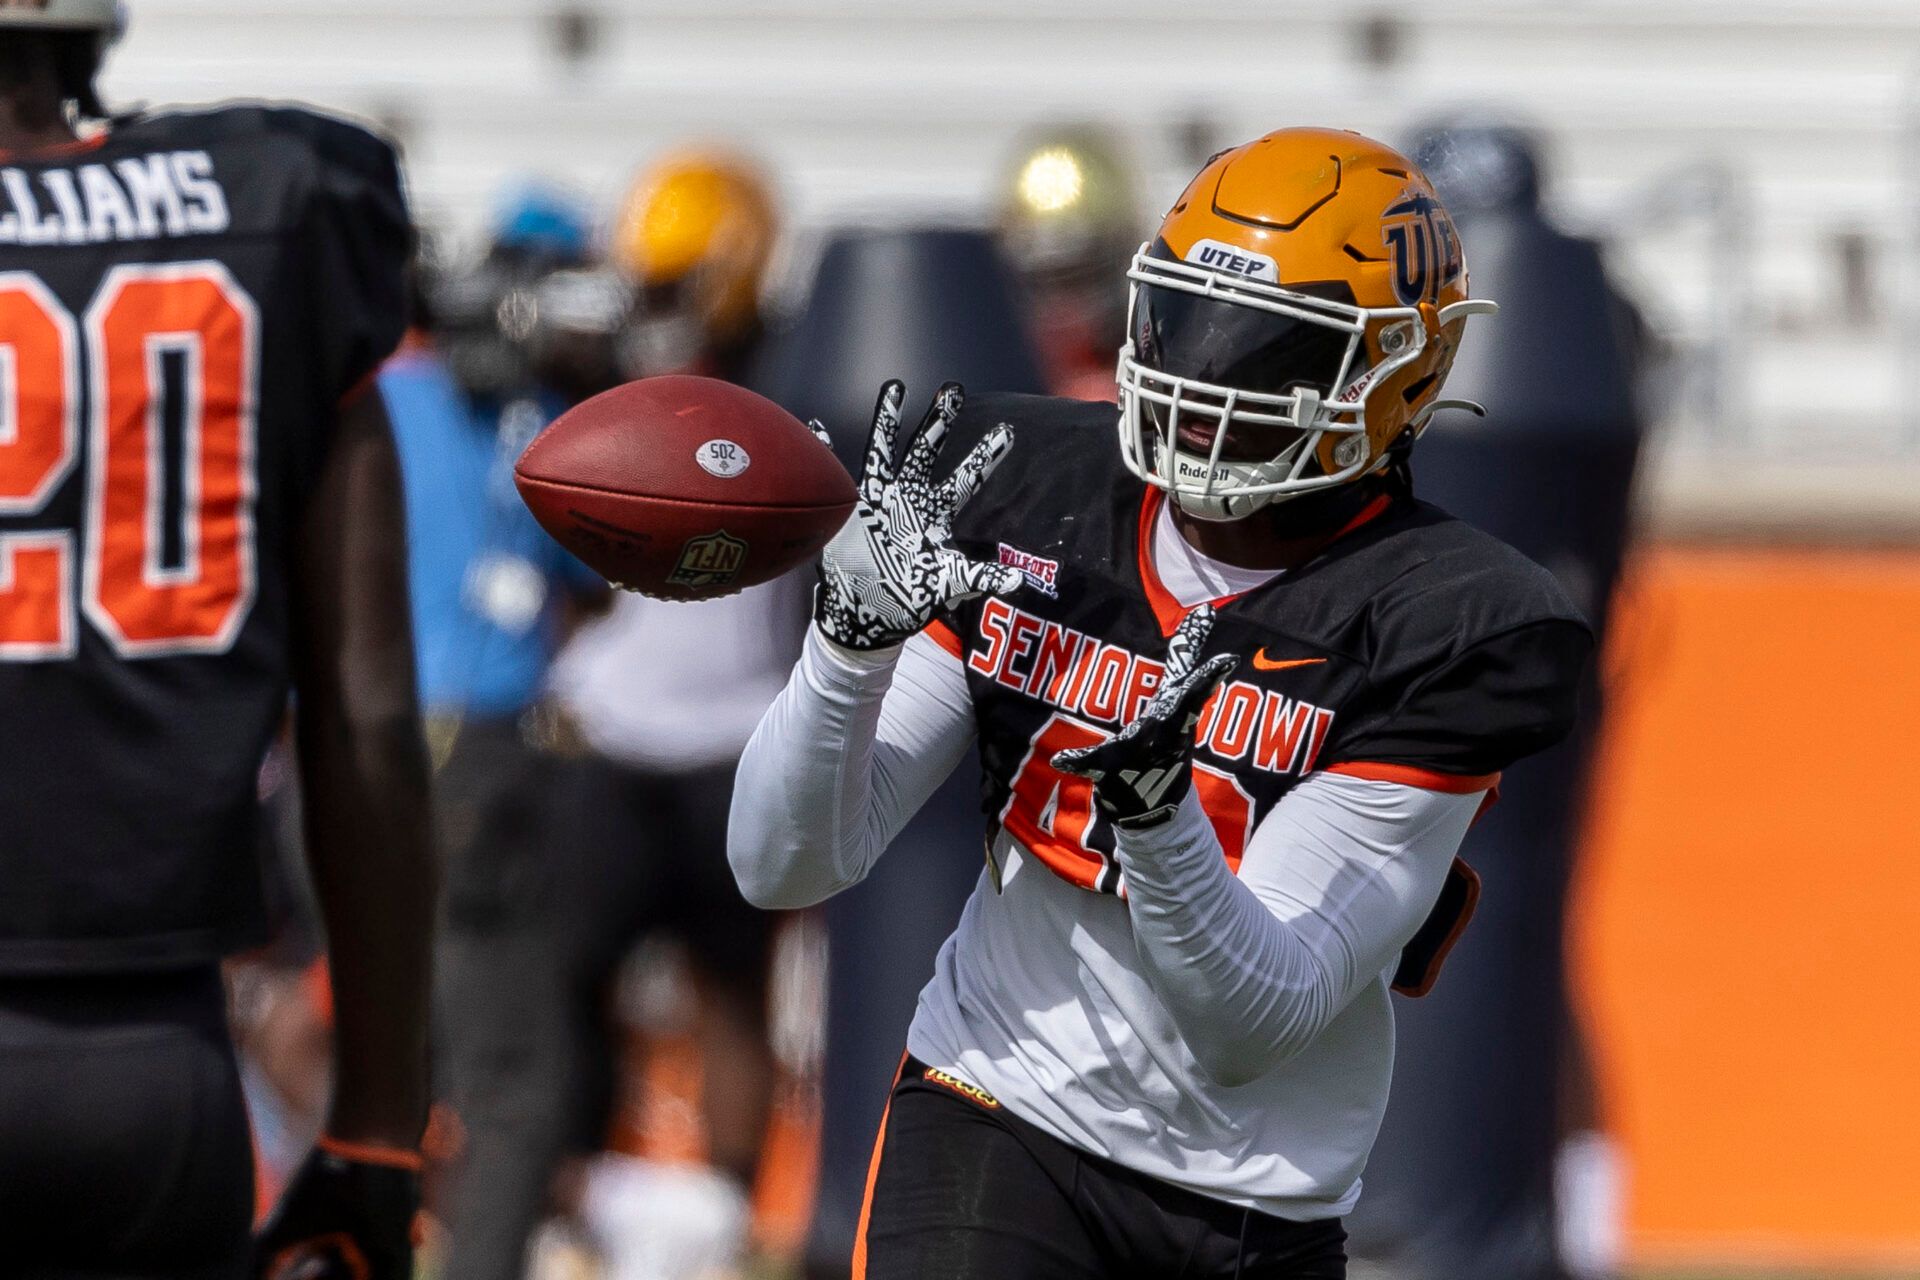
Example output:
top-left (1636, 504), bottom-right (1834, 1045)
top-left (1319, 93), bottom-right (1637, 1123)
top-left (857, 1057), bottom-right (1348, 1279)
top-left (0, 965), bottom-right (254, 1278)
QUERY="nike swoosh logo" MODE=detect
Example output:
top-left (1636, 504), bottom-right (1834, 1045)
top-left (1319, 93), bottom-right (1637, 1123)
top-left (1251, 651), bottom-right (1328, 672)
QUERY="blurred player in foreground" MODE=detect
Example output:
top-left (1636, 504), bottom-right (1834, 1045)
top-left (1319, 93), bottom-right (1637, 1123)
top-left (730, 128), bottom-right (1593, 1278)
top-left (0, 5), bottom-right (432, 1277)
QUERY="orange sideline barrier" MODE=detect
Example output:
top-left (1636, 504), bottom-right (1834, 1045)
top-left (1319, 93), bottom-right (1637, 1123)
top-left (1571, 545), bottom-right (1920, 1270)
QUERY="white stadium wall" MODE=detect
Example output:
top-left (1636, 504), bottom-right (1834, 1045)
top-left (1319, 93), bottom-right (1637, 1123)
top-left (101, 0), bottom-right (1920, 527)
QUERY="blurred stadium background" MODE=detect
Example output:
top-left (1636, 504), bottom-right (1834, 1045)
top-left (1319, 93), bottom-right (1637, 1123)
top-left (96, 2), bottom-right (1920, 1278)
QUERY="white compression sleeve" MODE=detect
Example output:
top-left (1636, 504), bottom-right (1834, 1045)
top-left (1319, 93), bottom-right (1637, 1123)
top-left (727, 626), bottom-right (976, 909)
top-left (1113, 773), bottom-right (1483, 1086)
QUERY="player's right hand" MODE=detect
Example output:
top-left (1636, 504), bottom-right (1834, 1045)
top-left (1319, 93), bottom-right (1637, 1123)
top-left (812, 380), bottom-right (1022, 651)
top-left (253, 1139), bottom-right (421, 1280)
top-left (1052, 604), bottom-right (1239, 829)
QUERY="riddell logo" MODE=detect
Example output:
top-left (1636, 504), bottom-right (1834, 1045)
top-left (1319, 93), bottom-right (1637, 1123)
top-left (1185, 237), bottom-right (1279, 284)
top-left (1173, 454), bottom-right (1229, 484)
top-left (997, 543), bottom-right (1059, 598)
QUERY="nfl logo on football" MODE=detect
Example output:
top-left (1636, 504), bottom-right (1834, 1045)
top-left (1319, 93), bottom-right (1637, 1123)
top-left (669, 530), bottom-right (748, 589)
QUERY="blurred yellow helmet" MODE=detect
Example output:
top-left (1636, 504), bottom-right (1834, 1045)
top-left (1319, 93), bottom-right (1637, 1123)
top-left (611, 150), bottom-right (776, 367)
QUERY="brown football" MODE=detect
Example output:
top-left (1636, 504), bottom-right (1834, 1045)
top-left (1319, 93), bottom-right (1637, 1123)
top-left (514, 376), bottom-right (855, 599)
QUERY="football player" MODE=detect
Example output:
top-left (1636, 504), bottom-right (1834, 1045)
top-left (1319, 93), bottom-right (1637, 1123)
top-left (609, 148), bottom-right (776, 380)
top-left (0, 6), bottom-right (432, 1278)
top-left (728, 128), bottom-right (1593, 1279)
top-left (996, 126), bottom-right (1142, 401)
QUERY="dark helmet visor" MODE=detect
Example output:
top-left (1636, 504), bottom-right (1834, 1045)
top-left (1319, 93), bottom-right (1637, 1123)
top-left (1132, 250), bottom-right (1365, 464)
top-left (1133, 256), bottom-right (1359, 398)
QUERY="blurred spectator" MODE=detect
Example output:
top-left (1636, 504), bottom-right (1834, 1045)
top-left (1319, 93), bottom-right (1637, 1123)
top-left (387, 189), bottom-right (616, 1280)
top-left (431, 183), bottom-right (634, 405)
top-left (385, 186), bottom-right (610, 819)
top-left (535, 149), bottom-right (805, 1278)
top-left (995, 125), bottom-right (1142, 400)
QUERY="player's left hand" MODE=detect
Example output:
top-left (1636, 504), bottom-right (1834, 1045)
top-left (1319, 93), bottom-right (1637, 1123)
top-left (252, 1140), bottom-right (421, 1280)
top-left (1053, 604), bottom-right (1238, 830)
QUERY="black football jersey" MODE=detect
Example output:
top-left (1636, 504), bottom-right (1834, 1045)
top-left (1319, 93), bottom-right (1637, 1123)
top-left (0, 106), bottom-right (410, 972)
top-left (932, 394), bottom-right (1593, 991)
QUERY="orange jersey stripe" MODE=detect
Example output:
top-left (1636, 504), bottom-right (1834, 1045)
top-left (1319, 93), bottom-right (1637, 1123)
top-left (922, 618), bottom-right (965, 660)
top-left (317, 1136), bottom-right (425, 1172)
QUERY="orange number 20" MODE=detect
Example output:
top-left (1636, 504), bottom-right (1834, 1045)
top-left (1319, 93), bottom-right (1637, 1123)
top-left (0, 264), bottom-right (257, 660)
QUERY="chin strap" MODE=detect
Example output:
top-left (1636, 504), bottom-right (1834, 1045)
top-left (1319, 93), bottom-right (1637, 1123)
top-left (1408, 397), bottom-right (1487, 437)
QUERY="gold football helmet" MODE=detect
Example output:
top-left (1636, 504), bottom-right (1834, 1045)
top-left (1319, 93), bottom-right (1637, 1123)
top-left (610, 150), bottom-right (777, 373)
top-left (1117, 127), bottom-right (1496, 520)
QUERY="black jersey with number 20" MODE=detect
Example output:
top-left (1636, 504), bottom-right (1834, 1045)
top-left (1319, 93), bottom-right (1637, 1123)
top-left (0, 106), bottom-right (410, 973)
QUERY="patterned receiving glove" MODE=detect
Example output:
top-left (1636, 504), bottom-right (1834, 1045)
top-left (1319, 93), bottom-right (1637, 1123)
top-left (1052, 605), bottom-right (1239, 830)
top-left (810, 380), bottom-right (1022, 651)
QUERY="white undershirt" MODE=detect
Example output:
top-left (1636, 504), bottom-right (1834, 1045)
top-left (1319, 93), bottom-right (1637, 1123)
top-left (1151, 498), bottom-right (1284, 606)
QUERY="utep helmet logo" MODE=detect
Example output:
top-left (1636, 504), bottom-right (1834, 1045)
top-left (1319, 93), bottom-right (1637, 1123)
top-left (1381, 190), bottom-right (1463, 306)
top-left (1184, 237), bottom-right (1280, 284)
